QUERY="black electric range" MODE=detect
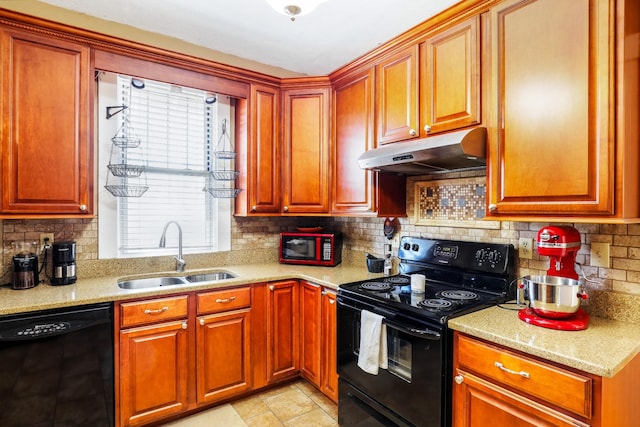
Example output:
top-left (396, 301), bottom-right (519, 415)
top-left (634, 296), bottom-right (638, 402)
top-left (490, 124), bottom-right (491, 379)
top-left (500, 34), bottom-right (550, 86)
top-left (337, 236), bottom-right (515, 427)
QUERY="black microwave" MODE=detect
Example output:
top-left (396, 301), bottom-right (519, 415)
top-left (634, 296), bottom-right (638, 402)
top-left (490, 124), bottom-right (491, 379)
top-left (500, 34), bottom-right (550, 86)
top-left (279, 231), bottom-right (342, 267)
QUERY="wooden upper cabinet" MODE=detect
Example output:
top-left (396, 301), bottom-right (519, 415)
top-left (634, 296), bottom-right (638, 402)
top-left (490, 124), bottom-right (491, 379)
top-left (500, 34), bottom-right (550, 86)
top-left (376, 46), bottom-right (419, 144)
top-left (332, 68), bottom-right (407, 217)
top-left (420, 15), bottom-right (481, 136)
top-left (236, 84), bottom-right (280, 216)
top-left (282, 85), bottom-right (331, 214)
top-left (0, 27), bottom-right (92, 216)
top-left (332, 68), bottom-right (376, 215)
top-left (486, 0), bottom-right (615, 218)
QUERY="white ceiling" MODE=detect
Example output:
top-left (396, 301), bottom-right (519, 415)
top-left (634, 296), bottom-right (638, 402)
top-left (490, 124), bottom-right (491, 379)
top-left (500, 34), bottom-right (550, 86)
top-left (37, 0), bottom-right (461, 76)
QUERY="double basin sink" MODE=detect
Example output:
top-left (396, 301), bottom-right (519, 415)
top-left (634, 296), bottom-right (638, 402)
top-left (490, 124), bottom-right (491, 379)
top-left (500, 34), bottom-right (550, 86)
top-left (118, 271), bottom-right (236, 289)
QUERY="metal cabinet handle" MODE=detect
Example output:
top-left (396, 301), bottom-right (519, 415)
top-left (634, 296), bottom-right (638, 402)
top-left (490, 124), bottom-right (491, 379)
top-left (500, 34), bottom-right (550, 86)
top-left (216, 297), bottom-right (236, 304)
top-left (488, 204), bottom-right (498, 213)
top-left (251, 205), bottom-right (257, 212)
top-left (329, 299), bottom-right (335, 305)
top-left (181, 322), bottom-right (188, 330)
top-left (199, 318), bottom-right (205, 326)
top-left (269, 285), bottom-right (275, 291)
top-left (79, 204), bottom-right (87, 211)
top-left (424, 125), bottom-right (432, 133)
top-left (454, 375), bottom-right (464, 384)
top-left (494, 361), bottom-right (530, 379)
top-left (144, 306), bottom-right (169, 314)
top-left (283, 206), bottom-right (289, 212)
top-left (409, 129), bottom-right (417, 136)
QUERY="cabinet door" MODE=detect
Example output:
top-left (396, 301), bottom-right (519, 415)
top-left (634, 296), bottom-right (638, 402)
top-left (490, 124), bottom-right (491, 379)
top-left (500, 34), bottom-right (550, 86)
top-left (282, 87), bottom-right (330, 214)
top-left (452, 369), bottom-right (588, 427)
top-left (119, 320), bottom-right (189, 427)
top-left (237, 84), bottom-right (280, 215)
top-left (321, 289), bottom-right (338, 403)
top-left (420, 15), bottom-right (480, 136)
top-left (376, 46), bottom-right (419, 144)
top-left (0, 28), bottom-right (92, 216)
top-left (266, 280), bottom-right (299, 383)
top-left (486, 0), bottom-right (613, 217)
top-left (196, 309), bottom-right (251, 404)
top-left (299, 281), bottom-right (322, 386)
top-left (332, 68), bottom-right (376, 215)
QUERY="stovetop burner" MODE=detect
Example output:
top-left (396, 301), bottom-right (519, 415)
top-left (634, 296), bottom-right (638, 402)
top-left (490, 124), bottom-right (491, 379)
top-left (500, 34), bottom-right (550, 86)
top-left (418, 298), bottom-right (454, 310)
top-left (437, 289), bottom-right (478, 301)
top-left (384, 276), bottom-right (410, 285)
top-left (359, 282), bottom-right (394, 292)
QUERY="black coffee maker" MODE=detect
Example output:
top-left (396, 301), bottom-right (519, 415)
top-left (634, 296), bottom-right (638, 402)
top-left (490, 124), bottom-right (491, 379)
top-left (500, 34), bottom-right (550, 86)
top-left (12, 241), bottom-right (39, 290)
top-left (51, 241), bottom-right (77, 285)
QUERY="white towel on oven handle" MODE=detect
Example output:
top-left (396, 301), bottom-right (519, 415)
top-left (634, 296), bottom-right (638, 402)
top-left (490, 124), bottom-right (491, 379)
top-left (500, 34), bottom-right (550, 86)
top-left (357, 309), bottom-right (388, 375)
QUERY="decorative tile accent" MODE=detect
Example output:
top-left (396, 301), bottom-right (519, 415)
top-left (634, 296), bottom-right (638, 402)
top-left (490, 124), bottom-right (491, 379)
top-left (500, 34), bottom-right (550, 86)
top-left (414, 177), bottom-right (500, 229)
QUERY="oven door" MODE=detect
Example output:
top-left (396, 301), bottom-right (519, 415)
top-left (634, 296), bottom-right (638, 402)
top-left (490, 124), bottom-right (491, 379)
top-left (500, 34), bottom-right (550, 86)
top-left (337, 294), bottom-right (445, 427)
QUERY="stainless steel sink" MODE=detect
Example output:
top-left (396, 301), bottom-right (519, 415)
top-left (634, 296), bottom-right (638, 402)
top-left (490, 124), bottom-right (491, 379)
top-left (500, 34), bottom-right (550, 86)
top-left (185, 271), bottom-right (236, 283)
top-left (118, 271), bottom-right (236, 289)
top-left (118, 276), bottom-right (188, 289)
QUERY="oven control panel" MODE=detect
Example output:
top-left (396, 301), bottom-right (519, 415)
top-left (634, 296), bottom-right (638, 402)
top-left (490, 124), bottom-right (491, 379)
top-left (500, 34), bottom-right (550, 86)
top-left (398, 236), bottom-right (514, 275)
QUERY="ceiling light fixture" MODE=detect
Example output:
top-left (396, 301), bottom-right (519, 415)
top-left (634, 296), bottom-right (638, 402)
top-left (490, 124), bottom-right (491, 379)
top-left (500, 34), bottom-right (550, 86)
top-left (266, 0), bottom-right (328, 21)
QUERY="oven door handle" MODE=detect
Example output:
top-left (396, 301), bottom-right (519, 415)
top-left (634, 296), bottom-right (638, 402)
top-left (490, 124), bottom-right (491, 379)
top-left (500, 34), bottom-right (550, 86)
top-left (337, 297), bottom-right (441, 340)
top-left (383, 318), bottom-right (441, 340)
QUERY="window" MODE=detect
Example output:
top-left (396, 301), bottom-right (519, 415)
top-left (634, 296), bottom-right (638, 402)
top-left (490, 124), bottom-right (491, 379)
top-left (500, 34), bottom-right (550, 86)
top-left (98, 73), bottom-right (232, 259)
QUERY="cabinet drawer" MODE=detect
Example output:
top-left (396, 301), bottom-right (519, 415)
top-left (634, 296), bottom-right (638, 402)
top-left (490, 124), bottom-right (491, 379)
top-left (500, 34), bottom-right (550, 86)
top-left (119, 295), bottom-right (189, 328)
top-left (456, 334), bottom-right (592, 418)
top-left (197, 287), bottom-right (251, 314)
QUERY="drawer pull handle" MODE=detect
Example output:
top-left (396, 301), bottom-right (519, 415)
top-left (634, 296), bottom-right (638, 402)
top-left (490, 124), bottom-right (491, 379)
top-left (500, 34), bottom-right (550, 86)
top-left (494, 361), bottom-right (530, 379)
top-left (454, 375), bottom-right (464, 384)
top-left (144, 306), bottom-right (169, 314)
top-left (216, 297), bottom-right (236, 304)
top-left (182, 322), bottom-right (187, 330)
top-left (200, 318), bottom-right (205, 326)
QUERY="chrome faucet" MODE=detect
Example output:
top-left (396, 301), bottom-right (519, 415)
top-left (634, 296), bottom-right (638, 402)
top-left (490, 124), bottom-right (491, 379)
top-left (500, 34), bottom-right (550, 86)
top-left (159, 221), bottom-right (186, 272)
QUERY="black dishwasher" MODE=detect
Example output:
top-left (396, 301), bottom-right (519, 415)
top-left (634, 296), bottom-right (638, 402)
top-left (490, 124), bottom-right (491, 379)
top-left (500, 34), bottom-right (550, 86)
top-left (0, 302), bottom-right (114, 427)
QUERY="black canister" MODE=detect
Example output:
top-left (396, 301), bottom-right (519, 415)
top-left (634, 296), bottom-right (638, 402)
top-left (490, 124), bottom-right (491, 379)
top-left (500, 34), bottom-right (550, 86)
top-left (51, 241), bottom-right (77, 285)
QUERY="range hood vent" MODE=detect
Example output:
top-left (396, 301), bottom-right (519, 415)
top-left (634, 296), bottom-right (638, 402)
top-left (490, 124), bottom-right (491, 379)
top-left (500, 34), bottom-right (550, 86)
top-left (357, 127), bottom-right (487, 175)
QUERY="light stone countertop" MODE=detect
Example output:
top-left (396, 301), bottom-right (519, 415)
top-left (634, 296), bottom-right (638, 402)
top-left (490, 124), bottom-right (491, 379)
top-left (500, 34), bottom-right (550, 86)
top-left (448, 303), bottom-right (640, 378)
top-left (0, 262), bottom-right (383, 316)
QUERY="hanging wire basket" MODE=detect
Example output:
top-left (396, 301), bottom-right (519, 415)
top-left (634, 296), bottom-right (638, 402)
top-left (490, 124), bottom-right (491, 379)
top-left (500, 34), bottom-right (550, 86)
top-left (211, 170), bottom-right (240, 180)
top-left (204, 187), bottom-right (242, 198)
top-left (107, 163), bottom-right (146, 178)
top-left (111, 109), bottom-right (142, 148)
top-left (105, 184), bottom-right (149, 198)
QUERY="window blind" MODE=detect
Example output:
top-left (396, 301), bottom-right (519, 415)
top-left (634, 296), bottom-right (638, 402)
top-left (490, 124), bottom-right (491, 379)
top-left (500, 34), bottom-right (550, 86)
top-left (114, 76), bottom-right (219, 255)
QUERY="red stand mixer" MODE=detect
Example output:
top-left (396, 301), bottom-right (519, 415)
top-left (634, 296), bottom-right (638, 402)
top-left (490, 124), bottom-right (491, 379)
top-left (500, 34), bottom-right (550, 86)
top-left (518, 225), bottom-right (589, 330)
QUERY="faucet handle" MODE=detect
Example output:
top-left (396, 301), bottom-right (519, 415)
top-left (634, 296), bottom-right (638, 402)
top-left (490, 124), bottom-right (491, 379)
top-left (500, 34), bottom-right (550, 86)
top-left (175, 256), bottom-right (187, 272)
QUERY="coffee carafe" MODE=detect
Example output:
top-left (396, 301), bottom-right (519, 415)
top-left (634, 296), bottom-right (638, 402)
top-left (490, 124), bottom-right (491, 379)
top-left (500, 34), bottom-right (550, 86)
top-left (51, 241), bottom-right (77, 285)
top-left (12, 241), bottom-right (39, 290)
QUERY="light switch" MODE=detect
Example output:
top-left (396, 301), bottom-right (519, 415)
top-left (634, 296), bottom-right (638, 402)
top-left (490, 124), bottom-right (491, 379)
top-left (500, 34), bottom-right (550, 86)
top-left (590, 242), bottom-right (610, 268)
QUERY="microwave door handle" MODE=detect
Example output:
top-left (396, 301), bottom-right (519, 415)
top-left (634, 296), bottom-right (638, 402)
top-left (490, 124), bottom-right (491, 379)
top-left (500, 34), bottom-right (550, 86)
top-left (337, 298), bottom-right (441, 341)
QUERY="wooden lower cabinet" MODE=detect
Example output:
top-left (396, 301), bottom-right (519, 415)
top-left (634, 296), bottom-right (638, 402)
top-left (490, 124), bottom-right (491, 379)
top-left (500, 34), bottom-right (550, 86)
top-left (320, 288), bottom-right (338, 402)
top-left (266, 280), bottom-right (300, 383)
top-left (453, 332), bottom-right (640, 427)
top-left (299, 281), bottom-right (339, 402)
top-left (117, 296), bottom-right (190, 427)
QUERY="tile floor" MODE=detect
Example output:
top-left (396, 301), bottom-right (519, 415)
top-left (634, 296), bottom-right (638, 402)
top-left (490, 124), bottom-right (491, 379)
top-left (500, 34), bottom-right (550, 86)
top-left (163, 380), bottom-right (338, 427)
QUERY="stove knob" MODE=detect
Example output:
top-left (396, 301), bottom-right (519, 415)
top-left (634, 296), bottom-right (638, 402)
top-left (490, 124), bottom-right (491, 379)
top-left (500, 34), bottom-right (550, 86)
top-left (454, 375), bottom-right (464, 384)
top-left (403, 243), bottom-right (411, 250)
top-left (412, 244), bottom-right (419, 251)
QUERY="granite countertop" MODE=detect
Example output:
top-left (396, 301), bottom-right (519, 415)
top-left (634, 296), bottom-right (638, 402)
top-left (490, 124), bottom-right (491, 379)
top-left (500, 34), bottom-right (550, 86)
top-left (0, 263), bottom-right (383, 316)
top-left (448, 304), bottom-right (640, 378)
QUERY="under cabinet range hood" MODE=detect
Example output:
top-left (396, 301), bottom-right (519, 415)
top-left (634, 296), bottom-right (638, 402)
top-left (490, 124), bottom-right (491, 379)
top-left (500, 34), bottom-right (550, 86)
top-left (357, 127), bottom-right (487, 175)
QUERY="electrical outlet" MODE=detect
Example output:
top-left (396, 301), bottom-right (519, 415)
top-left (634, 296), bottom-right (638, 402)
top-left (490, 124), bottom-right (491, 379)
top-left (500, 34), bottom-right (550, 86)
top-left (40, 233), bottom-right (54, 249)
top-left (518, 237), bottom-right (533, 259)
top-left (591, 242), bottom-right (610, 268)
